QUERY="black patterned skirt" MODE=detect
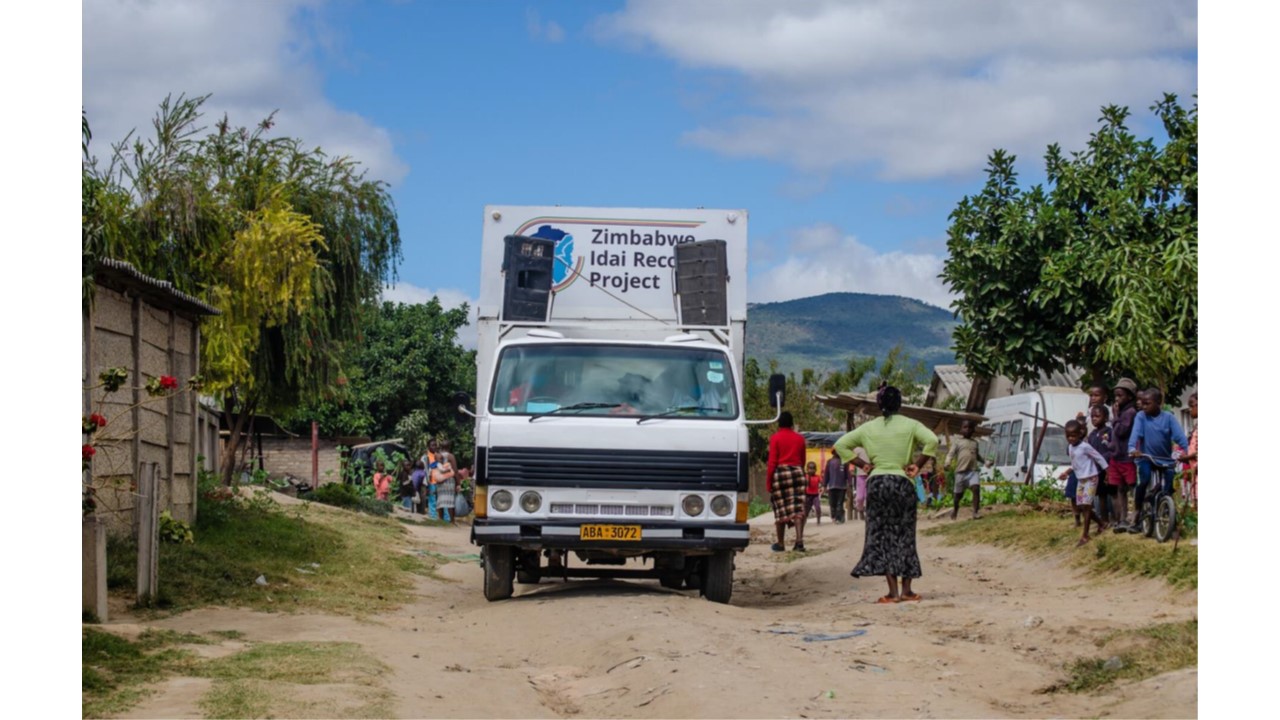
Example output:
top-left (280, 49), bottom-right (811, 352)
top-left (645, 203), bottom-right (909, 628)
top-left (851, 474), bottom-right (922, 579)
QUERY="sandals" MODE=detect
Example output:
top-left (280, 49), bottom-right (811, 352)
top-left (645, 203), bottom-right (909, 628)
top-left (770, 543), bottom-right (785, 552)
top-left (875, 595), bottom-right (899, 604)
top-left (899, 592), bottom-right (922, 602)
top-left (792, 543), bottom-right (807, 552)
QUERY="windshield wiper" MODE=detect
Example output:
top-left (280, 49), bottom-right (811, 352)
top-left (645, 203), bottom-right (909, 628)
top-left (636, 405), bottom-right (724, 425)
top-left (528, 402), bottom-right (622, 422)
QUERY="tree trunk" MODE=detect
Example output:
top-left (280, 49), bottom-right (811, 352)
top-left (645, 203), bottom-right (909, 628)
top-left (219, 390), bottom-right (258, 486)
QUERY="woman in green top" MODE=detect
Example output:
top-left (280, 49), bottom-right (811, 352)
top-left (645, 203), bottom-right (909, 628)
top-left (834, 385), bottom-right (939, 603)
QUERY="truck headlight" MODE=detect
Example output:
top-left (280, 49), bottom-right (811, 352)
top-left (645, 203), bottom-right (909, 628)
top-left (491, 490), bottom-right (513, 512)
top-left (682, 495), bottom-right (705, 516)
top-left (710, 494), bottom-right (733, 517)
top-left (520, 491), bottom-right (542, 513)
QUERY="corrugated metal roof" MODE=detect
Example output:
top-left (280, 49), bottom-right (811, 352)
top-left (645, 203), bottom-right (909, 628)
top-left (94, 259), bottom-right (221, 316)
top-left (932, 364), bottom-right (973, 399)
top-left (816, 392), bottom-right (992, 437)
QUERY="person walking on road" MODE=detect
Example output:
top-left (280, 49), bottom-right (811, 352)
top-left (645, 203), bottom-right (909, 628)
top-left (834, 385), bottom-right (939, 604)
top-left (804, 461), bottom-right (823, 525)
top-left (946, 419), bottom-right (983, 520)
top-left (767, 411), bottom-right (809, 552)
top-left (824, 450), bottom-right (849, 524)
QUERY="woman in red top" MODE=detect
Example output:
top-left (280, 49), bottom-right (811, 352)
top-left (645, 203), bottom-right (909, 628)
top-left (767, 411), bottom-right (809, 552)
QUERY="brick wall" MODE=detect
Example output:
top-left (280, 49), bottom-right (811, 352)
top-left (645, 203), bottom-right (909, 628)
top-left (258, 437), bottom-right (344, 486)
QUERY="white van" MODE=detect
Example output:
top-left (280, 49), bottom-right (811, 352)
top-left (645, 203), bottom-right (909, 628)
top-left (978, 388), bottom-right (1089, 486)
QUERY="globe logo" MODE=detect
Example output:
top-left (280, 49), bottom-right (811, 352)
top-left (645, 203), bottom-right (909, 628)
top-left (530, 224), bottom-right (576, 288)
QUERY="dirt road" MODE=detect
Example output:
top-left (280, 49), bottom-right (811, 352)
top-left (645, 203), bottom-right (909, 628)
top-left (124, 507), bottom-right (1197, 719)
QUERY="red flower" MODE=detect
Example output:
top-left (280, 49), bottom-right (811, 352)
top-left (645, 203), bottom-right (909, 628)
top-left (159, 375), bottom-right (179, 390)
top-left (83, 444), bottom-right (96, 460)
top-left (91, 413), bottom-right (107, 427)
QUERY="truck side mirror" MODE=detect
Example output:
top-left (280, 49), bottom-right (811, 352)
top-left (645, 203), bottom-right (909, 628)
top-left (768, 374), bottom-right (786, 408)
top-left (453, 391), bottom-right (476, 422)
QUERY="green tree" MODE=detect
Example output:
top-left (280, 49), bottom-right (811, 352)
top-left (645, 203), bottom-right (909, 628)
top-left (288, 300), bottom-right (476, 457)
top-left (741, 347), bottom-right (925, 465)
top-left (83, 94), bottom-right (403, 483)
top-left (942, 94), bottom-right (1197, 396)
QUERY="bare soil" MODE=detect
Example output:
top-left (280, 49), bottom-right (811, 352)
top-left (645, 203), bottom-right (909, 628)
top-left (113, 499), bottom-right (1197, 719)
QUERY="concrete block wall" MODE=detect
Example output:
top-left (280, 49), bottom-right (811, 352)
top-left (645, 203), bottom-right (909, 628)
top-left (258, 437), bottom-right (344, 486)
top-left (85, 283), bottom-right (203, 534)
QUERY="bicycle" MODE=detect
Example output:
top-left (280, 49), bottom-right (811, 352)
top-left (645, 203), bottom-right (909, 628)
top-left (1132, 453), bottom-right (1181, 543)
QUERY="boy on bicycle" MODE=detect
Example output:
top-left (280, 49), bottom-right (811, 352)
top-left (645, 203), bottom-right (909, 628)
top-left (1128, 386), bottom-right (1189, 532)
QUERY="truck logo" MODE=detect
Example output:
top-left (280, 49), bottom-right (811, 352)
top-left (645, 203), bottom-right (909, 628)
top-left (530, 224), bottom-right (581, 292)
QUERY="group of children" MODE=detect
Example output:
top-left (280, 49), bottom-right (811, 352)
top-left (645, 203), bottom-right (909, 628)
top-left (803, 450), bottom-right (871, 527)
top-left (372, 437), bottom-right (469, 523)
top-left (1062, 378), bottom-right (1198, 547)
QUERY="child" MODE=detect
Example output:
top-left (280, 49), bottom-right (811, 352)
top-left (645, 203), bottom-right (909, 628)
top-left (947, 419), bottom-right (983, 520)
top-left (434, 440), bottom-right (458, 523)
top-left (1064, 419), bottom-right (1108, 546)
top-left (1087, 405), bottom-right (1115, 524)
top-left (852, 447), bottom-right (870, 520)
top-left (1128, 387), bottom-right (1189, 530)
top-left (397, 459), bottom-right (415, 509)
top-left (1179, 392), bottom-right (1198, 508)
top-left (410, 460), bottom-right (427, 513)
top-left (804, 461), bottom-right (823, 524)
top-left (372, 461), bottom-right (392, 501)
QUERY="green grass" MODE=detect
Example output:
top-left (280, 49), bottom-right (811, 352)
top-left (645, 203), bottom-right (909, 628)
top-left (924, 508), bottom-right (1197, 589)
top-left (747, 495), bottom-right (772, 519)
top-left (108, 489), bottom-right (440, 616)
top-left (194, 641), bottom-right (394, 719)
top-left (82, 628), bottom-right (202, 718)
top-left (1049, 619), bottom-right (1198, 693)
top-left (82, 628), bottom-right (393, 719)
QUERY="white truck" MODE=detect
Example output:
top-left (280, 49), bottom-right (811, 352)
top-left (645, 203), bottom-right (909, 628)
top-left (461, 205), bottom-right (779, 603)
top-left (978, 388), bottom-right (1090, 486)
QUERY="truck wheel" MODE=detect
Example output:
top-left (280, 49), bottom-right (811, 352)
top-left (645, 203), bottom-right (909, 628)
top-left (483, 545), bottom-right (514, 601)
top-left (516, 551), bottom-right (541, 584)
top-left (701, 550), bottom-right (733, 604)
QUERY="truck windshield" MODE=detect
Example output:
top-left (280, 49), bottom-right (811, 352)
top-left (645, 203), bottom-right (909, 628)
top-left (491, 344), bottom-right (738, 419)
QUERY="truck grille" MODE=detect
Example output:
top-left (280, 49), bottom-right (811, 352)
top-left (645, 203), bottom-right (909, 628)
top-left (483, 446), bottom-right (743, 490)
top-left (549, 502), bottom-right (675, 517)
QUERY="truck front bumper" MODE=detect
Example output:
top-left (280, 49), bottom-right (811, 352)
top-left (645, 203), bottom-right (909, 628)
top-left (470, 519), bottom-right (750, 551)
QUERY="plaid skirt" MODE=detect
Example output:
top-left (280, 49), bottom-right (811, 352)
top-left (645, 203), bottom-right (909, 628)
top-left (770, 465), bottom-right (807, 524)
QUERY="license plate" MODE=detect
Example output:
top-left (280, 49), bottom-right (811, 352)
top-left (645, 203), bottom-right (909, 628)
top-left (580, 524), bottom-right (642, 541)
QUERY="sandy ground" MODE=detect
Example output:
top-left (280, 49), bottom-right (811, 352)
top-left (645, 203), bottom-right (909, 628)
top-left (113, 498), bottom-right (1197, 719)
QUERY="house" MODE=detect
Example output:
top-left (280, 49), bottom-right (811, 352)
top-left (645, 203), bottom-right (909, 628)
top-left (928, 364), bottom-right (1196, 429)
top-left (83, 260), bottom-right (220, 531)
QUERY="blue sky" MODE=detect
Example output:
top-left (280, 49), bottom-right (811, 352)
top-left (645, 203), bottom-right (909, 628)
top-left (82, 0), bottom-right (1197, 344)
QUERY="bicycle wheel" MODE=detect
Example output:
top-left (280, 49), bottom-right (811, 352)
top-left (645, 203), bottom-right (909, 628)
top-left (1155, 495), bottom-right (1178, 543)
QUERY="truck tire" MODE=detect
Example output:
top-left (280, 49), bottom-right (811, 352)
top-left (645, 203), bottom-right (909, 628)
top-left (483, 545), bottom-right (514, 601)
top-left (702, 550), bottom-right (733, 604)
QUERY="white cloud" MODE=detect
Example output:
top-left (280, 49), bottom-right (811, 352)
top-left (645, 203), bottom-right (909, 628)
top-left (83, 0), bottom-right (408, 185)
top-left (598, 0), bottom-right (1196, 180)
top-left (748, 224), bottom-right (953, 309)
top-left (381, 283), bottom-right (479, 349)
top-left (527, 9), bottom-right (566, 43)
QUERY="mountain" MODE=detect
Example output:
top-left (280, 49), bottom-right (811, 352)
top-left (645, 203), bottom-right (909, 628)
top-left (745, 292), bottom-right (958, 376)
